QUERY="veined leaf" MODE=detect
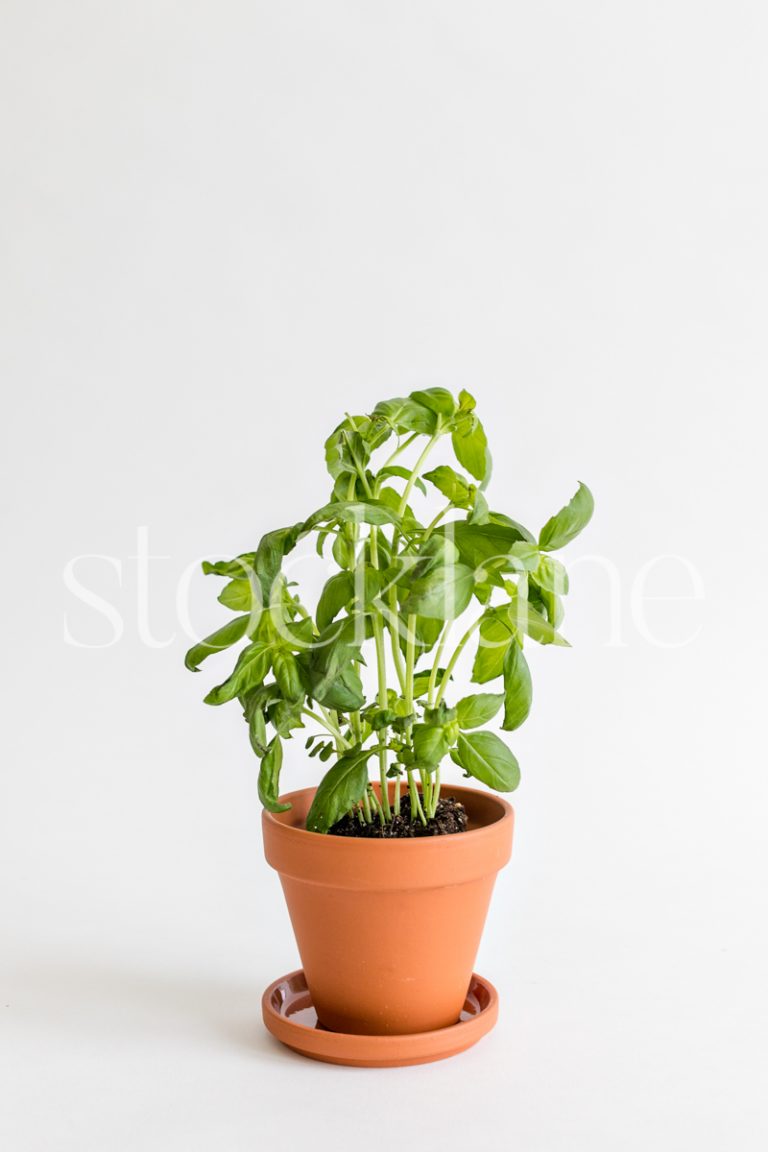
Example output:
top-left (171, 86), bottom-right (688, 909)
top-left (471, 613), bottom-right (515, 683)
top-left (201, 554), bottom-right (256, 579)
top-left (304, 500), bottom-right (401, 532)
top-left (451, 731), bottom-right (520, 792)
top-left (436, 521), bottom-right (531, 571)
top-left (412, 722), bottom-right (451, 768)
top-left (254, 523), bottom-right (305, 604)
top-left (372, 396), bottom-right (438, 435)
top-left (258, 737), bottom-right (291, 813)
top-left (204, 641), bottom-right (272, 705)
top-left (376, 465), bottom-right (427, 496)
top-left (403, 563), bottom-right (474, 620)
top-left (184, 614), bottom-right (250, 672)
top-left (410, 387), bottom-right (456, 418)
top-left (536, 554), bottom-right (569, 594)
top-left (397, 614), bottom-right (443, 659)
top-left (243, 694), bottom-right (269, 757)
top-left (306, 747), bottom-right (375, 832)
top-left (412, 667), bottom-right (449, 697)
top-left (217, 578), bottom-right (255, 612)
top-left (272, 649), bottom-right (303, 702)
top-left (271, 697), bottom-right (305, 737)
top-left (316, 571), bottom-right (354, 631)
top-left (423, 465), bottom-right (473, 508)
top-left (451, 415), bottom-right (490, 483)
top-left (305, 617), bottom-right (367, 710)
top-left (318, 664), bottom-right (365, 711)
top-left (508, 598), bottom-right (570, 647)
top-left (456, 692), bottom-right (504, 729)
top-left (501, 641), bottom-right (532, 731)
top-left (539, 482), bottom-right (594, 551)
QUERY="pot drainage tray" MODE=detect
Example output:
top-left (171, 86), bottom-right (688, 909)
top-left (262, 969), bottom-right (498, 1067)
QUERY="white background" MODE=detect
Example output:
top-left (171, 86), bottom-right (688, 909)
top-left (2, 2), bottom-right (767, 1149)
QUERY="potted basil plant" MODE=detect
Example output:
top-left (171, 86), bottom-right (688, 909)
top-left (185, 388), bottom-right (593, 1066)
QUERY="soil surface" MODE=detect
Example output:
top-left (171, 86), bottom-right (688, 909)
top-left (327, 794), bottom-right (468, 838)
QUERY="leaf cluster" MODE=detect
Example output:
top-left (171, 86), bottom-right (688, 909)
top-left (185, 388), bottom-right (593, 832)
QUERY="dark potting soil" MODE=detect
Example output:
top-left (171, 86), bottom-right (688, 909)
top-left (327, 794), bottom-right (468, 838)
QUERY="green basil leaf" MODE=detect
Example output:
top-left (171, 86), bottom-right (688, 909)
top-left (450, 731), bottom-right (520, 792)
top-left (484, 513), bottom-right (536, 542)
top-left (471, 612), bottom-right (515, 683)
top-left (539, 482), bottom-right (594, 551)
top-left (317, 664), bottom-right (365, 711)
top-left (271, 697), bottom-right (305, 737)
top-left (436, 521), bottom-right (530, 571)
top-left (376, 465), bottom-right (427, 496)
top-left (204, 641), bottom-right (272, 705)
top-left (244, 695), bottom-right (269, 757)
top-left (536, 554), bottom-right (570, 594)
top-left (410, 387), bottom-right (456, 418)
top-left (332, 532), bottom-right (355, 569)
top-left (325, 417), bottom-right (390, 479)
top-left (305, 747), bottom-right (374, 832)
top-left (412, 667), bottom-right (449, 697)
top-left (201, 554), bottom-right (256, 579)
top-left (423, 465), bottom-right (473, 508)
top-left (509, 598), bottom-right (570, 647)
top-left (398, 615), bottom-right (443, 659)
top-left (304, 500), bottom-right (401, 532)
top-left (316, 571), bottom-right (354, 630)
top-left (501, 641), bottom-right (532, 731)
top-left (451, 416), bottom-right (490, 483)
top-left (305, 618), bottom-right (367, 710)
top-left (217, 578), bottom-right (254, 612)
top-left (258, 737), bottom-right (291, 813)
top-left (469, 489), bottom-right (490, 524)
top-left (272, 649), bottom-right (303, 702)
top-left (372, 397), bottom-right (438, 435)
top-left (184, 614), bottom-right (250, 672)
top-left (254, 523), bottom-right (305, 604)
top-left (456, 692), bottom-right (504, 730)
top-left (403, 563), bottom-right (474, 620)
top-left (412, 723), bottom-right (451, 768)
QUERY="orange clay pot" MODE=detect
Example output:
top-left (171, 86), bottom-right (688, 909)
top-left (262, 783), bottom-right (514, 1036)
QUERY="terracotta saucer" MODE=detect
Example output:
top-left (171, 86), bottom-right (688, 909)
top-left (261, 969), bottom-right (498, 1068)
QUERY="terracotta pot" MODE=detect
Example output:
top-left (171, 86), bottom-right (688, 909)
top-left (262, 783), bottom-right (514, 1036)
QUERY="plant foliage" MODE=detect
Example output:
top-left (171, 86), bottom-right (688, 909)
top-left (185, 389), bottom-right (593, 832)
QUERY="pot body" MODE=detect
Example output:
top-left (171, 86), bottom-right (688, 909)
top-left (262, 784), bottom-right (514, 1035)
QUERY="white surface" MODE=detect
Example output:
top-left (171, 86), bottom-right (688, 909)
top-left (2, 2), bottom-right (767, 1149)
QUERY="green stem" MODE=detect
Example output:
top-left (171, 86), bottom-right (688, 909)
top-left (369, 527), bottom-right (391, 820)
top-left (387, 588), bottom-right (407, 694)
top-left (434, 617), bottom-right (483, 708)
top-left (405, 613), bottom-right (417, 716)
top-left (430, 764), bottom-right (441, 819)
top-left (368, 785), bottom-right (386, 825)
top-left (427, 621), bottom-right (452, 706)
top-left (362, 789), bottom-right (373, 823)
top-left (303, 708), bottom-right (350, 749)
top-left (345, 431), bottom-right (373, 499)
top-left (381, 431), bottom-right (419, 471)
top-left (396, 430), bottom-right (442, 518)
top-left (403, 613), bottom-right (427, 824)
top-left (422, 500), bottom-right (453, 542)
top-left (407, 770), bottom-right (427, 824)
top-left (420, 769), bottom-right (432, 814)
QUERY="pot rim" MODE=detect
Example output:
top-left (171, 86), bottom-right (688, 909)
top-left (262, 783), bottom-right (514, 889)
top-left (263, 782), bottom-right (514, 847)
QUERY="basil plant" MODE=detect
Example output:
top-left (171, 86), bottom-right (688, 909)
top-left (185, 389), bottom-right (593, 833)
